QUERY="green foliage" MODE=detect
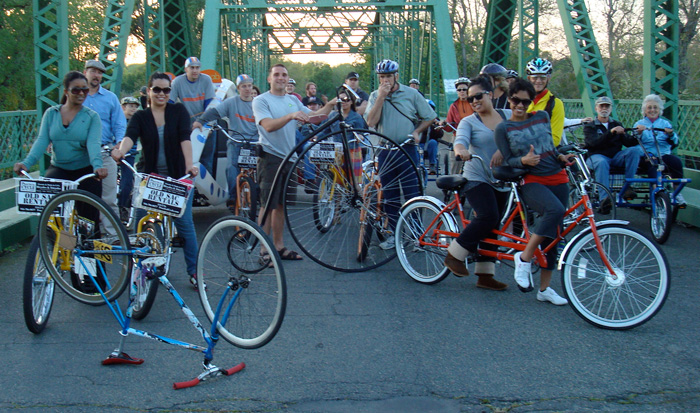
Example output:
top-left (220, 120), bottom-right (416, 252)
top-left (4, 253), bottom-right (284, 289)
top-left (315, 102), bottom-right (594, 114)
top-left (121, 64), bottom-right (148, 99)
top-left (270, 56), bottom-right (371, 99)
top-left (0, 1), bottom-right (35, 111)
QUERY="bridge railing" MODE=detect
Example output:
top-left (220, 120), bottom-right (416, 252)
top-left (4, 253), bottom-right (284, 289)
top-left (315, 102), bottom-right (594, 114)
top-left (0, 110), bottom-right (39, 179)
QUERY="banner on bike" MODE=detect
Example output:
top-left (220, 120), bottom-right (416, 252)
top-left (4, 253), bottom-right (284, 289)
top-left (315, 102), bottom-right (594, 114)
top-left (237, 146), bottom-right (259, 169)
top-left (14, 178), bottom-right (77, 215)
top-left (309, 142), bottom-right (343, 167)
top-left (134, 175), bottom-right (193, 218)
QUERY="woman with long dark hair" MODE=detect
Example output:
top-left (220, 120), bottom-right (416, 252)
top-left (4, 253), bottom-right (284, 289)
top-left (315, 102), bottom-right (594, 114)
top-left (112, 72), bottom-right (200, 289)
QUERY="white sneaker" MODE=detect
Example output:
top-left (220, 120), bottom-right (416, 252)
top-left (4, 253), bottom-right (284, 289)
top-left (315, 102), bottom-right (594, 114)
top-left (675, 193), bottom-right (687, 207)
top-left (537, 287), bottom-right (568, 305)
top-left (379, 235), bottom-right (395, 250)
top-left (513, 252), bottom-right (532, 290)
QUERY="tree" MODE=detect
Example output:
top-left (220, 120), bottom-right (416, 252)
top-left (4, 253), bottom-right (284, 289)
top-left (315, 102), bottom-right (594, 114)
top-left (0, 0), bottom-right (35, 110)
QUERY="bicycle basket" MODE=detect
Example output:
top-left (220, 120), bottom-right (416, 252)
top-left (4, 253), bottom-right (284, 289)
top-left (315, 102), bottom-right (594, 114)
top-left (134, 174), bottom-right (193, 218)
top-left (15, 177), bottom-right (79, 215)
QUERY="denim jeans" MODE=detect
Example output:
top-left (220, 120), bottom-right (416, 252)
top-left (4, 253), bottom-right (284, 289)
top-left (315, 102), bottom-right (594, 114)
top-left (118, 153), bottom-right (136, 208)
top-left (134, 190), bottom-right (197, 276)
top-left (421, 140), bottom-right (438, 170)
top-left (586, 146), bottom-right (643, 199)
top-left (378, 144), bottom-right (421, 231)
top-left (226, 140), bottom-right (241, 201)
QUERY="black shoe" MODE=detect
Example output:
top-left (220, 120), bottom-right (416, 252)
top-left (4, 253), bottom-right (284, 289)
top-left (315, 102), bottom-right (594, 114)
top-left (598, 197), bottom-right (612, 215)
top-left (622, 188), bottom-right (637, 200)
top-left (120, 207), bottom-right (130, 223)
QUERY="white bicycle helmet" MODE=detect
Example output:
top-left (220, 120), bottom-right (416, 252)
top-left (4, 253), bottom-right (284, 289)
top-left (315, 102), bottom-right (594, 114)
top-left (506, 69), bottom-right (519, 79)
top-left (454, 77), bottom-right (471, 87)
top-left (376, 59), bottom-right (399, 74)
top-left (409, 78), bottom-right (420, 85)
top-left (526, 58), bottom-right (553, 75)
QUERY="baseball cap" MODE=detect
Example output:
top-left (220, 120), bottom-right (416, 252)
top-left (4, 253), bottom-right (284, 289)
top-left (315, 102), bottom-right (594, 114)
top-left (595, 96), bottom-right (613, 105)
top-left (121, 96), bottom-right (140, 105)
top-left (288, 78), bottom-right (296, 85)
top-left (346, 72), bottom-right (359, 80)
top-left (84, 60), bottom-right (106, 73)
top-left (306, 96), bottom-right (320, 106)
top-left (236, 74), bottom-right (254, 86)
top-left (184, 57), bottom-right (201, 68)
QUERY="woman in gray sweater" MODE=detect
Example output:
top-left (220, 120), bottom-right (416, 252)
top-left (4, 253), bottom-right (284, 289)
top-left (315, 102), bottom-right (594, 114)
top-left (494, 78), bottom-right (573, 306)
top-left (443, 76), bottom-right (511, 291)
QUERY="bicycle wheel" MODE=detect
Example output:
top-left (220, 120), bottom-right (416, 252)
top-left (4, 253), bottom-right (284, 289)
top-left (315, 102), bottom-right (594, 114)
top-left (197, 216), bottom-right (286, 349)
top-left (38, 189), bottom-right (131, 305)
top-left (23, 235), bottom-right (55, 334)
top-left (284, 129), bottom-right (423, 272)
top-left (312, 170), bottom-right (338, 233)
top-left (395, 199), bottom-right (456, 284)
top-left (568, 182), bottom-right (617, 223)
top-left (650, 191), bottom-right (673, 244)
top-left (561, 224), bottom-right (670, 329)
top-left (357, 181), bottom-right (386, 262)
top-left (130, 224), bottom-right (163, 320)
top-left (235, 176), bottom-right (259, 222)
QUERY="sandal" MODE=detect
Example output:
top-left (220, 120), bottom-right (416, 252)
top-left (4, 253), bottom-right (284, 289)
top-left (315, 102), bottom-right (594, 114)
top-left (278, 247), bottom-right (303, 260)
top-left (259, 252), bottom-right (273, 267)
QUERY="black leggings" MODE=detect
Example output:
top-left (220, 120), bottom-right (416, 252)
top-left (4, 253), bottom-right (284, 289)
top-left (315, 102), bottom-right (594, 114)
top-left (456, 183), bottom-right (509, 262)
top-left (45, 165), bottom-right (103, 230)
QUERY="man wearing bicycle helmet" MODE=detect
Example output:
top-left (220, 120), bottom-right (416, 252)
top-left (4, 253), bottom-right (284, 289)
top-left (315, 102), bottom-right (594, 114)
top-left (194, 74), bottom-right (259, 209)
top-left (365, 59), bottom-right (436, 249)
top-left (525, 57), bottom-right (565, 147)
top-left (480, 63), bottom-right (509, 109)
top-left (408, 78), bottom-right (425, 96)
top-left (506, 69), bottom-right (519, 86)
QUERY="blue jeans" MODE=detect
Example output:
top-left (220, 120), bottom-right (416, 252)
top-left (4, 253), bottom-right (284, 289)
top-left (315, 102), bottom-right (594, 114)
top-left (421, 140), bottom-right (438, 170)
top-left (134, 190), bottom-right (197, 276)
top-left (226, 141), bottom-right (241, 201)
top-left (586, 146), bottom-right (644, 199)
top-left (118, 153), bottom-right (136, 208)
top-left (378, 144), bottom-right (421, 231)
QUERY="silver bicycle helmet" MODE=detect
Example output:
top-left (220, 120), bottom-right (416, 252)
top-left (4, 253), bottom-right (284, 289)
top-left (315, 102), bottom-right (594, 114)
top-left (479, 63), bottom-right (508, 78)
top-left (525, 58), bottom-right (553, 75)
top-left (506, 69), bottom-right (519, 79)
top-left (376, 59), bottom-right (399, 74)
top-left (454, 77), bottom-right (471, 87)
top-left (409, 78), bottom-right (420, 85)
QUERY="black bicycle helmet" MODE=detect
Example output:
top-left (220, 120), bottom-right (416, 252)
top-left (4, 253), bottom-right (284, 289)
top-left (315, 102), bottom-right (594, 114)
top-left (376, 59), bottom-right (399, 74)
top-left (479, 63), bottom-right (508, 78)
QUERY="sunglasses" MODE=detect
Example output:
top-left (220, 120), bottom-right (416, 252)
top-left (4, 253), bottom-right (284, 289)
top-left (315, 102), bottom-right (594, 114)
top-left (466, 91), bottom-right (489, 103)
top-left (69, 87), bottom-right (90, 95)
top-left (340, 97), bottom-right (351, 102)
top-left (598, 103), bottom-right (611, 108)
top-left (529, 75), bottom-right (548, 80)
top-left (150, 86), bottom-right (171, 95)
top-left (509, 96), bottom-right (532, 107)
top-left (456, 88), bottom-right (468, 92)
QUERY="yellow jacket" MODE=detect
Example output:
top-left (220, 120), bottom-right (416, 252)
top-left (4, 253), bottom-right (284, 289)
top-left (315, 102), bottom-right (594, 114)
top-left (528, 89), bottom-right (564, 146)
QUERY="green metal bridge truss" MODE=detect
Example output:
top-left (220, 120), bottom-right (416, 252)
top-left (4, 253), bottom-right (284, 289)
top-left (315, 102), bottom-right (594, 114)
top-left (30, 0), bottom-right (682, 124)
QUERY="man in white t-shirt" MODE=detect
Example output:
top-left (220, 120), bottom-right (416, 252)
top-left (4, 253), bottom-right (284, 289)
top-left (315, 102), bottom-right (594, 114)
top-left (252, 64), bottom-right (335, 260)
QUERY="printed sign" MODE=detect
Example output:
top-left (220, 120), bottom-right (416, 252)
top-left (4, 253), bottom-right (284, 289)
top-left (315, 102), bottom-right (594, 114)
top-left (309, 142), bottom-right (343, 165)
top-left (237, 146), bottom-right (259, 169)
top-left (15, 178), bottom-right (74, 215)
top-left (92, 240), bottom-right (113, 264)
top-left (135, 175), bottom-right (192, 218)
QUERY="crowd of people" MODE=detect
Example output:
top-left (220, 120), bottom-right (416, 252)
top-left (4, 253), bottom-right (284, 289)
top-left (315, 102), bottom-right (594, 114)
top-left (14, 55), bottom-right (686, 302)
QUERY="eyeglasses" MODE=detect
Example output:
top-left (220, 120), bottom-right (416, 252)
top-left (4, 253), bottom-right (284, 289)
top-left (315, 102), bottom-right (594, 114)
top-left (150, 86), bottom-right (171, 95)
top-left (69, 87), bottom-right (89, 95)
top-left (509, 96), bottom-right (532, 107)
top-left (456, 88), bottom-right (468, 92)
top-left (466, 91), bottom-right (489, 103)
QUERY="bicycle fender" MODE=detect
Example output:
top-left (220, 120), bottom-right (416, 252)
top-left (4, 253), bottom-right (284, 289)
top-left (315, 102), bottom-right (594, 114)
top-left (398, 196), bottom-right (459, 234)
top-left (557, 220), bottom-right (629, 270)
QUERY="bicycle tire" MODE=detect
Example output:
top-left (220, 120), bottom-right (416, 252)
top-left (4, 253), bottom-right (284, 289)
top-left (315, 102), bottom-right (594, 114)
top-left (284, 129), bottom-right (423, 272)
top-left (197, 216), bottom-right (286, 349)
top-left (568, 182), bottom-right (616, 223)
top-left (38, 189), bottom-right (131, 305)
top-left (357, 181), bottom-right (383, 262)
top-left (395, 199), bottom-right (456, 284)
top-left (311, 170), bottom-right (337, 233)
top-left (130, 223), bottom-right (163, 320)
top-left (650, 191), bottom-right (673, 244)
top-left (235, 176), bottom-right (259, 222)
top-left (23, 235), bottom-right (55, 334)
top-left (561, 224), bottom-right (670, 330)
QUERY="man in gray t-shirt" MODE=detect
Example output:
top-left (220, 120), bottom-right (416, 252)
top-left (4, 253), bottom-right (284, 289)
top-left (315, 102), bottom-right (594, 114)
top-left (195, 74), bottom-right (258, 208)
top-left (252, 64), bottom-right (335, 259)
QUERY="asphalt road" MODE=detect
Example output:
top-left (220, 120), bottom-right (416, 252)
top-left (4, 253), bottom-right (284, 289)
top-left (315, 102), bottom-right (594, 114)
top-left (1, 184), bottom-right (699, 412)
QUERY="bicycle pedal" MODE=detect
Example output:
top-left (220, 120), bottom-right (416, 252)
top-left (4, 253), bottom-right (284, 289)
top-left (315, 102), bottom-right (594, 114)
top-left (171, 237), bottom-right (185, 248)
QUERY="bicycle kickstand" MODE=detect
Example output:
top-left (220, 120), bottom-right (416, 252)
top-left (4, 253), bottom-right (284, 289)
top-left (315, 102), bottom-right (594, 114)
top-left (173, 359), bottom-right (246, 390)
top-left (101, 332), bottom-right (144, 365)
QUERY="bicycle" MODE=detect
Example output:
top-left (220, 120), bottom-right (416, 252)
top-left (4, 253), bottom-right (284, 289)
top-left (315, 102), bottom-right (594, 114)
top-left (394, 154), bottom-right (670, 330)
top-left (34, 181), bottom-right (286, 388)
top-left (608, 127), bottom-right (691, 244)
top-left (275, 83), bottom-right (423, 272)
top-left (210, 124), bottom-right (261, 222)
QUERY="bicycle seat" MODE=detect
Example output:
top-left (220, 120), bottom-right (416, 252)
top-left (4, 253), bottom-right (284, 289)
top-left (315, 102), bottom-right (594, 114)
top-left (435, 175), bottom-right (468, 191)
top-left (492, 166), bottom-right (527, 182)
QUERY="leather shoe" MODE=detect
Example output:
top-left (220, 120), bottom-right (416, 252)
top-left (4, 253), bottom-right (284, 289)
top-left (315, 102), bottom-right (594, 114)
top-left (444, 252), bottom-right (469, 277)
